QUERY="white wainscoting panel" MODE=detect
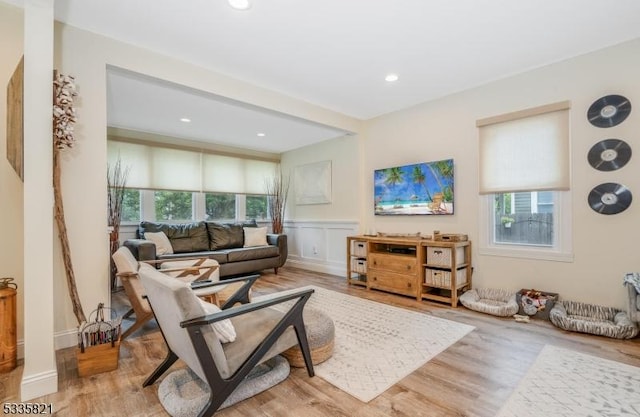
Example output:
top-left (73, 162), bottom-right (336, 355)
top-left (284, 220), bottom-right (359, 276)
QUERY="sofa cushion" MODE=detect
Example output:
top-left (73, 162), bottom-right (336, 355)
top-left (206, 222), bottom-right (244, 250)
top-left (226, 245), bottom-right (279, 263)
top-left (157, 251), bottom-right (228, 264)
top-left (140, 221), bottom-right (209, 253)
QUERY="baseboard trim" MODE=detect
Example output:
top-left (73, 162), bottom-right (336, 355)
top-left (285, 259), bottom-right (345, 277)
top-left (54, 328), bottom-right (79, 350)
top-left (20, 369), bottom-right (58, 401)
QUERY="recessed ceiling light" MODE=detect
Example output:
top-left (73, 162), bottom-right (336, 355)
top-left (180, 118), bottom-right (191, 123)
top-left (257, 132), bottom-right (266, 137)
top-left (385, 73), bottom-right (399, 82)
top-left (228, 0), bottom-right (251, 10)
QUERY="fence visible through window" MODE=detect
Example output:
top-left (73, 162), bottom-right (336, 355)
top-left (494, 213), bottom-right (553, 246)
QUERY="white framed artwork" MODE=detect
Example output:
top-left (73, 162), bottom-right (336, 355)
top-left (294, 160), bottom-right (332, 205)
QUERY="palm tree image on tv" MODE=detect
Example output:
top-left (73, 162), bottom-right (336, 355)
top-left (374, 159), bottom-right (454, 215)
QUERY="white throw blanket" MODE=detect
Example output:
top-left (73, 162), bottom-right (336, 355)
top-left (623, 272), bottom-right (640, 293)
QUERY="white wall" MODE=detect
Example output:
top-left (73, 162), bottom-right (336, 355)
top-left (0, 2), bottom-right (24, 346)
top-left (364, 39), bottom-right (640, 309)
top-left (280, 135), bottom-right (362, 274)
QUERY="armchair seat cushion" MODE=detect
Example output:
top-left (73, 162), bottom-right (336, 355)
top-left (550, 300), bottom-right (638, 339)
top-left (225, 306), bottom-right (299, 376)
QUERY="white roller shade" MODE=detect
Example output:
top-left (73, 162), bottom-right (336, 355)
top-left (107, 141), bottom-right (151, 189)
top-left (108, 139), bottom-right (278, 194)
top-left (202, 155), bottom-right (277, 194)
top-left (477, 102), bottom-right (570, 194)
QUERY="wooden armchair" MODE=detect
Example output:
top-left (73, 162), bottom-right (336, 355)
top-left (137, 262), bottom-right (315, 416)
top-left (112, 246), bottom-right (223, 339)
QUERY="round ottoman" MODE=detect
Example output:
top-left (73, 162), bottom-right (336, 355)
top-left (283, 307), bottom-right (335, 367)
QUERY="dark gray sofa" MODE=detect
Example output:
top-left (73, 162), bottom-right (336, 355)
top-left (123, 220), bottom-right (287, 277)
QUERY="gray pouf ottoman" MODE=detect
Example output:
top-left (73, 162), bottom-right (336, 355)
top-left (158, 355), bottom-right (290, 417)
top-left (283, 307), bottom-right (335, 367)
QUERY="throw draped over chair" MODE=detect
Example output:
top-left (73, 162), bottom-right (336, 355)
top-left (624, 273), bottom-right (640, 323)
top-left (112, 246), bottom-right (222, 339)
top-left (627, 283), bottom-right (640, 323)
top-left (137, 263), bottom-right (315, 416)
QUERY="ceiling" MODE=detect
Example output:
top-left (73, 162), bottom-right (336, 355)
top-left (8, 0), bottom-right (640, 153)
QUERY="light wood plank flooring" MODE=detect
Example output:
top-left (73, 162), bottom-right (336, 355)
top-left (2, 266), bottom-right (640, 416)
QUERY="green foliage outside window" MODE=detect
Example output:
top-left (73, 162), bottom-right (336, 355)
top-left (205, 193), bottom-right (236, 221)
top-left (246, 195), bottom-right (268, 220)
top-left (121, 189), bottom-right (141, 222)
top-left (155, 191), bottom-right (193, 221)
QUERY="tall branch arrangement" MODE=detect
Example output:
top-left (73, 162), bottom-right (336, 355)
top-left (53, 71), bottom-right (86, 324)
top-left (264, 170), bottom-right (290, 234)
top-left (107, 158), bottom-right (129, 288)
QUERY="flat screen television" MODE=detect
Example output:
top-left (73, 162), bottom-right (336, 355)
top-left (374, 158), bottom-right (454, 215)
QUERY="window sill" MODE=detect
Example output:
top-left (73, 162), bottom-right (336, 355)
top-left (479, 246), bottom-right (574, 263)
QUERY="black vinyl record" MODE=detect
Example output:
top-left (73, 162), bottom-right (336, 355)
top-left (587, 139), bottom-right (632, 171)
top-left (587, 95), bottom-right (632, 128)
top-left (588, 182), bottom-right (632, 215)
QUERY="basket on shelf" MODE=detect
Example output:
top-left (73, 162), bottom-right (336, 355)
top-left (75, 303), bottom-right (122, 377)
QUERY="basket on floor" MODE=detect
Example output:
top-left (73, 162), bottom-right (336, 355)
top-left (75, 303), bottom-right (122, 377)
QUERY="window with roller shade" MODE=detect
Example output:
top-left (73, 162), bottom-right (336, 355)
top-left (477, 101), bottom-right (573, 261)
top-left (109, 139), bottom-right (278, 223)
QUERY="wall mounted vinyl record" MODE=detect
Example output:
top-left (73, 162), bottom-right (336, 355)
top-left (588, 182), bottom-right (632, 215)
top-left (587, 139), bottom-right (632, 171)
top-left (587, 95), bottom-right (632, 128)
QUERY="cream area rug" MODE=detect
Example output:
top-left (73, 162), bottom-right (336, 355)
top-left (289, 286), bottom-right (474, 402)
top-left (497, 345), bottom-right (640, 417)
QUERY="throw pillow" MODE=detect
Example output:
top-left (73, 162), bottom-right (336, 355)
top-left (144, 231), bottom-right (174, 255)
top-left (243, 227), bottom-right (268, 247)
top-left (199, 299), bottom-right (237, 343)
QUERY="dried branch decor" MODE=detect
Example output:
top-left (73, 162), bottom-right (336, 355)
top-left (53, 71), bottom-right (86, 324)
top-left (264, 169), bottom-right (290, 234)
top-left (107, 158), bottom-right (129, 289)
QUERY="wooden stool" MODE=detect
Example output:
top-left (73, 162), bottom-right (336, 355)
top-left (283, 307), bottom-right (334, 367)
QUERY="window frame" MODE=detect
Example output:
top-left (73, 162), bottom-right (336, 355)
top-left (478, 190), bottom-right (573, 262)
top-left (119, 189), bottom-right (270, 225)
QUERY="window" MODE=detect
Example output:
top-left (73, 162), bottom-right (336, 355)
top-left (121, 189), bottom-right (141, 223)
top-left (246, 195), bottom-right (268, 220)
top-left (205, 193), bottom-right (236, 221)
top-left (154, 191), bottom-right (194, 221)
top-left (493, 191), bottom-right (554, 246)
top-left (477, 101), bottom-right (572, 261)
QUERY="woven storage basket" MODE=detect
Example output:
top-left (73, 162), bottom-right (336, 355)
top-left (425, 268), bottom-right (467, 288)
top-left (426, 246), bottom-right (465, 267)
top-left (350, 257), bottom-right (367, 274)
top-left (351, 240), bottom-right (367, 258)
top-left (75, 304), bottom-right (121, 377)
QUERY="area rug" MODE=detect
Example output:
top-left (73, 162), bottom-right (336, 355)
top-left (284, 286), bottom-right (474, 402)
top-left (496, 345), bottom-right (640, 417)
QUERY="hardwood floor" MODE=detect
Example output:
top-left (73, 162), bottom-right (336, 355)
top-left (2, 266), bottom-right (640, 416)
